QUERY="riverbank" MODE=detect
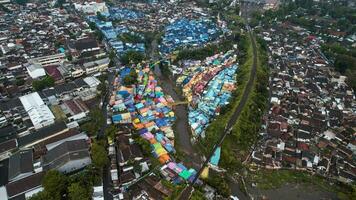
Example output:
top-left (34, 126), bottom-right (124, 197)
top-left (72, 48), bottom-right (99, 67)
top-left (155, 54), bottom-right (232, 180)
top-left (153, 65), bottom-right (202, 170)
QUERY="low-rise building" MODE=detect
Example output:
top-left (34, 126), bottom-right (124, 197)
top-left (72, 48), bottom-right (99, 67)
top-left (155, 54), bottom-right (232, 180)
top-left (26, 64), bottom-right (46, 79)
top-left (19, 92), bottom-right (55, 130)
top-left (41, 139), bottom-right (91, 174)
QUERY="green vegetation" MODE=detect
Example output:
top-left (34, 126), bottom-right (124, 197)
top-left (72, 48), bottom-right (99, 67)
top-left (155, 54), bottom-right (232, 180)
top-left (118, 32), bottom-right (144, 43)
top-left (133, 134), bottom-right (161, 168)
top-left (54, 0), bottom-right (65, 8)
top-left (142, 31), bottom-right (163, 49)
top-left (97, 73), bottom-right (108, 95)
top-left (204, 172), bottom-right (231, 197)
top-left (15, 0), bottom-right (28, 5)
top-left (15, 78), bottom-right (25, 86)
top-left (175, 33), bottom-right (241, 62)
top-left (81, 108), bottom-right (105, 136)
top-left (122, 69), bottom-right (138, 86)
top-left (91, 140), bottom-right (109, 170)
top-left (97, 82), bottom-right (108, 95)
top-left (68, 182), bottom-right (91, 200)
top-left (321, 43), bottom-right (356, 91)
top-left (257, 0), bottom-right (356, 91)
top-left (161, 180), bottom-right (186, 200)
top-left (261, 0), bottom-right (356, 34)
top-left (247, 169), bottom-right (356, 199)
top-left (0, 4), bottom-right (11, 13)
top-left (42, 170), bottom-right (68, 200)
top-left (96, 11), bottom-right (106, 21)
top-left (105, 124), bottom-right (118, 140)
top-left (200, 33), bottom-right (269, 171)
top-left (120, 50), bottom-right (145, 65)
top-left (50, 105), bottom-right (67, 121)
top-left (190, 189), bottom-right (207, 200)
top-left (159, 61), bottom-right (171, 78)
top-left (32, 75), bottom-right (55, 91)
top-left (30, 167), bottom-right (101, 200)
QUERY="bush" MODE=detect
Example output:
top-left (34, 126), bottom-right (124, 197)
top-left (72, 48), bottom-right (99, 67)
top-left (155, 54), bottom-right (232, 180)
top-left (201, 35), bottom-right (269, 171)
top-left (91, 140), bottom-right (109, 169)
top-left (32, 75), bottom-right (55, 91)
top-left (118, 33), bottom-right (144, 43)
top-left (205, 173), bottom-right (231, 197)
top-left (122, 70), bottom-right (138, 86)
top-left (120, 50), bottom-right (145, 65)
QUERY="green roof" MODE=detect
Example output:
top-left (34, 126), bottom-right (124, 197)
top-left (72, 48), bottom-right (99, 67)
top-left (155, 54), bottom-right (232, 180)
top-left (178, 169), bottom-right (191, 180)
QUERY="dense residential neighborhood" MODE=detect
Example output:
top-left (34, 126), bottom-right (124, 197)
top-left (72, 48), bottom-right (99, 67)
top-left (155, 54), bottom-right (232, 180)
top-left (0, 0), bottom-right (355, 200)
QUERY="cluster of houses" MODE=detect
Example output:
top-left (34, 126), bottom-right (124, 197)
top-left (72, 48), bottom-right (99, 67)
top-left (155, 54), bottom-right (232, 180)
top-left (0, 1), bottom-right (110, 100)
top-left (174, 51), bottom-right (239, 138)
top-left (252, 23), bottom-right (356, 184)
top-left (103, 0), bottom-right (211, 32)
top-left (0, 1), bottom-right (113, 199)
top-left (105, 63), bottom-right (202, 197)
top-left (160, 18), bottom-right (222, 54)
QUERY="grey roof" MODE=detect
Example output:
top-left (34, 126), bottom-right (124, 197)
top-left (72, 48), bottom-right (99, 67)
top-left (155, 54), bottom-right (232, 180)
top-left (0, 158), bottom-right (9, 186)
top-left (42, 139), bottom-right (90, 171)
top-left (72, 38), bottom-right (98, 51)
top-left (74, 78), bottom-right (88, 88)
top-left (40, 88), bottom-right (56, 98)
top-left (17, 122), bottom-right (67, 147)
top-left (6, 172), bottom-right (44, 199)
top-left (0, 98), bottom-right (22, 111)
top-left (0, 125), bottom-right (17, 143)
top-left (0, 139), bottom-right (17, 155)
top-left (54, 82), bottom-right (77, 95)
top-left (8, 150), bottom-right (33, 181)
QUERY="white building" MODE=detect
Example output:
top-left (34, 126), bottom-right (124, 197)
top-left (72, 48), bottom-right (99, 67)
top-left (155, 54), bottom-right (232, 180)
top-left (26, 63), bottom-right (46, 79)
top-left (29, 53), bottom-right (66, 67)
top-left (74, 2), bottom-right (109, 15)
top-left (93, 186), bottom-right (104, 200)
top-left (84, 76), bottom-right (101, 88)
top-left (83, 58), bottom-right (110, 75)
top-left (19, 92), bottom-right (55, 130)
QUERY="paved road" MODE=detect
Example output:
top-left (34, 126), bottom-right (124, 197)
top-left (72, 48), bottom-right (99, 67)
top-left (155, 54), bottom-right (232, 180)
top-left (98, 72), bottom-right (115, 200)
top-left (179, 24), bottom-right (258, 200)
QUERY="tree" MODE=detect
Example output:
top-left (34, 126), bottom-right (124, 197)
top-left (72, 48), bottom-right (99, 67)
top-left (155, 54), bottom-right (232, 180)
top-left (15, 78), bottom-right (25, 86)
top-left (334, 54), bottom-right (356, 74)
top-left (96, 11), bottom-right (106, 21)
top-left (105, 125), bottom-right (118, 139)
top-left (81, 108), bottom-right (105, 136)
top-left (118, 33), bottom-right (143, 43)
top-left (91, 141), bottom-right (108, 169)
top-left (15, 0), bottom-right (28, 5)
top-left (66, 53), bottom-right (73, 61)
top-left (29, 191), bottom-right (50, 200)
top-left (54, 0), bottom-right (65, 8)
top-left (122, 70), bottom-right (138, 86)
top-left (68, 183), bottom-right (91, 200)
top-left (109, 50), bottom-right (116, 60)
top-left (120, 50), bottom-right (145, 65)
top-left (32, 75), bottom-right (55, 91)
top-left (88, 22), bottom-right (96, 30)
top-left (97, 82), bottom-right (107, 95)
top-left (81, 122), bottom-right (98, 136)
top-left (42, 170), bottom-right (68, 200)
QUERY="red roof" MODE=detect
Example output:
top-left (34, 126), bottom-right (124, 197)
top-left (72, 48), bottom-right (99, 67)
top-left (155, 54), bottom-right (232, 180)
top-left (45, 65), bottom-right (62, 81)
top-left (298, 142), bottom-right (309, 151)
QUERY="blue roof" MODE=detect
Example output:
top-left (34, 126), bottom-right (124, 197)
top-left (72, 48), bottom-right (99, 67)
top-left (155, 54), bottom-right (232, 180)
top-left (209, 147), bottom-right (221, 166)
top-left (58, 47), bottom-right (65, 53)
